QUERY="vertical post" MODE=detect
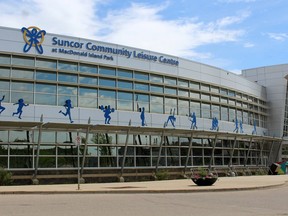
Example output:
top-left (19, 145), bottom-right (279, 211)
top-left (184, 132), bottom-right (194, 174)
top-left (244, 137), bottom-right (253, 167)
top-left (81, 118), bottom-right (91, 178)
top-left (77, 139), bottom-right (80, 190)
top-left (120, 129), bottom-right (130, 180)
top-left (33, 115), bottom-right (43, 184)
top-left (228, 136), bottom-right (237, 168)
top-left (208, 135), bottom-right (218, 170)
top-left (155, 131), bottom-right (165, 173)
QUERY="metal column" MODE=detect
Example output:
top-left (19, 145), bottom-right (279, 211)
top-left (155, 131), bottom-right (165, 173)
top-left (184, 132), bottom-right (193, 174)
top-left (208, 135), bottom-right (218, 170)
top-left (120, 129), bottom-right (130, 181)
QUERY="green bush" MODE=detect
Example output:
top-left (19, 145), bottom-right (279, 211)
top-left (155, 170), bottom-right (169, 180)
top-left (0, 167), bottom-right (13, 186)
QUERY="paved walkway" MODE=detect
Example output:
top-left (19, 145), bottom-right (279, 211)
top-left (0, 175), bottom-right (287, 194)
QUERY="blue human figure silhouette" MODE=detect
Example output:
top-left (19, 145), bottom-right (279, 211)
top-left (21, 27), bottom-right (46, 54)
top-left (12, 98), bottom-right (29, 119)
top-left (164, 108), bottom-right (176, 128)
top-left (189, 112), bottom-right (197, 129)
top-left (252, 120), bottom-right (257, 135)
top-left (100, 105), bottom-right (115, 124)
top-left (239, 120), bottom-right (244, 133)
top-left (59, 99), bottom-right (74, 123)
top-left (0, 95), bottom-right (5, 114)
top-left (210, 117), bottom-right (219, 131)
top-left (233, 117), bottom-right (239, 133)
top-left (140, 107), bottom-right (146, 126)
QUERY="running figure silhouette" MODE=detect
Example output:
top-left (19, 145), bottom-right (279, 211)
top-left (59, 99), bottom-right (74, 123)
top-left (188, 112), bottom-right (198, 129)
top-left (12, 98), bottom-right (29, 119)
top-left (0, 95), bottom-right (5, 114)
top-left (164, 108), bottom-right (176, 128)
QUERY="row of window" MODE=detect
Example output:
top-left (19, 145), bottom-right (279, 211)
top-left (0, 54), bottom-right (266, 106)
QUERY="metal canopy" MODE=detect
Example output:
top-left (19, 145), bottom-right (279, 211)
top-left (42, 122), bottom-right (92, 132)
top-left (0, 120), bottom-right (43, 130)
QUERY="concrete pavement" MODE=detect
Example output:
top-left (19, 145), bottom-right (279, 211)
top-left (0, 175), bottom-right (287, 194)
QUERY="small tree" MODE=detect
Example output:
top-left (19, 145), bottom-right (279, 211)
top-left (0, 167), bottom-right (13, 186)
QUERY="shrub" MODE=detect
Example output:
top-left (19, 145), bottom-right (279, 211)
top-left (0, 167), bottom-right (13, 186)
top-left (155, 170), bottom-right (169, 180)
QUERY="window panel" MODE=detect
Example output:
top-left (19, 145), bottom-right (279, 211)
top-left (11, 92), bottom-right (33, 104)
top-left (190, 82), bottom-right (200, 90)
top-left (58, 73), bottom-right (77, 83)
top-left (164, 77), bottom-right (176, 85)
top-left (178, 99), bottom-right (189, 116)
top-left (58, 61), bottom-right (78, 71)
top-left (36, 58), bottom-right (57, 69)
top-left (58, 86), bottom-right (77, 95)
top-left (0, 67), bottom-right (10, 78)
top-left (12, 56), bottom-right (34, 67)
top-left (178, 89), bottom-right (188, 97)
top-left (118, 80), bottom-right (133, 89)
top-left (221, 106), bottom-right (228, 121)
top-left (79, 64), bottom-right (97, 74)
top-left (118, 69), bottom-right (132, 78)
top-left (135, 83), bottom-right (149, 91)
top-left (99, 78), bottom-right (115, 87)
top-left (135, 72), bottom-right (148, 81)
top-left (165, 87), bottom-right (176, 95)
top-left (0, 54), bottom-right (10, 65)
top-left (150, 95), bottom-right (163, 113)
top-left (150, 85), bottom-right (163, 93)
top-left (201, 103), bottom-right (210, 118)
top-left (99, 89), bottom-right (116, 107)
top-left (79, 76), bottom-right (97, 85)
top-left (36, 83), bottom-right (56, 94)
top-left (36, 71), bottom-right (56, 81)
top-left (11, 82), bottom-right (33, 92)
top-left (178, 79), bottom-right (188, 87)
top-left (11, 69), bottom-right (34, 79)
top-left (99, 67), bottom-right (115, 76)
top-left (190, 91), bottom-right (200, 99)
top-left (201, 84), bottom-right (210, 91)
top-left (150, 75), bottom-right (163, 83)
top-left (190, 101), bottom-right (200, 115)
top-left (35, 93), bottom-right (56, 105)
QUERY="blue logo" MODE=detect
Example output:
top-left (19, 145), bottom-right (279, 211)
top-left (21, 26), bottom-right (46, 54)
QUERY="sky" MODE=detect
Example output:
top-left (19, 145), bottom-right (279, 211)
top-left (0, 0), bottom-right (287, 74)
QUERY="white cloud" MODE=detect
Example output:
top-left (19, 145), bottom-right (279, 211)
top-left (0, 0), bottom-right (248, 60)
top-left (267, 33), bottom-right (288, 41)
top-left (244, 42), bottom-right (255, 47)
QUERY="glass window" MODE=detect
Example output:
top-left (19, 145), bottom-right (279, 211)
top-left (79, 87), bottom-right (97, 108)
top-left (178, 89), bottom-right (188, 97)
top-left (11, 69), bottom-right (34, 79)
top-left (0, 54), bottom-right (10, 65)
top-left (118, 80), bottom-right (133, 89)
top-left (178, 99), bottom-right (189, 116)
top-left (201, 84), bottom-right (210, 91)
top-left (36, 58), bottom-right (57, 69)
top-left (229, 99), bottom-right (235, 105)
top-left (135, 83), bottom-right (148, 91)
top-left (118, 92), bottom-right (133, 111)
top-left (178, 79), bottom-right (188, 87)
top-left (79, 76), bottom-right (97, 85)
top-left (211, 86), bottom-right (219, 93)
top-left (236, 92), bottom-right (242, 99)
top-left (99, 67), bottom-right (115, 76)
top-left (165, 87), bottom-right (177, 95)
top-left (36, 83), bottom-right (56, 94)
top-left (228, 90), bottom-right (235, 97)
top-left (150, 75), bottom-right (163, 83)
top-left (211, 105), bottom-right (220, 119)
top-left (98, 89), bottom-right (116, 107)
top-left (190, 101), bottom-right (200, 115)
top-left (79, 64), bottom-right (97, 74)
top-left (211, 96), bottom-right (219, 102)
top-left (58, 61), bottom-right (78, 71)
top-left (201, 103), bottom-right (210, 118)
top-left (58, 73), bottom-right (77, 83)
top-left (150, 85), bottom-right (163, 93)
top-left (201, 94), bottom-right (210, 100)
top-left (118, 69), bottom-right (132, 78)
top-left (58, 85), bottom-right (77, 106)
top-left (0, 80), bottom-right (9, 91)
top-left (150, 95), bottom-right (163, 114)
top-left (243, 111), bottom-right (248, 124)
top-left (221, 106), bottom-right (228, 121)
top-left (221, 97), bottom-right (228, 104)
top-left (36, 71), bottom-right (56, 81)
top-left (35, 84), bottom-right (57, 105)
top-left (165, 98), bottom-right (177, 114)
top-left (99, 78), bottom-right (115, 87)
top-left (135, 94), bottom-right (149, 112)
top-left (190, 91), bottom-right (200, 99)
top-left (135, 72), bottom-right (148, 81)
top-left (12, 56), bottom-right (34, 67)
top-left (0, 67), bottom-right (10, 78)
top-left (190, 82), bottom-right (200, 90)
top-left (220, 88), bottom-right (228, 96)
top-left (11, 82), bottom-right (33, 104)
top-left (243, 103), bottom-right (248, 108)
top-left (164, 77), bottom-right (176, 85)
top-left (229, 108), bottom-right (235, 122)
top-left (0, 80), bottom-right (10, 102)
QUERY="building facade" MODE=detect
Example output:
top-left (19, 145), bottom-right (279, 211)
top-left (0, 26), bottom-right (283, 183)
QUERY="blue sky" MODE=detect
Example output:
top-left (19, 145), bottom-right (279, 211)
top-left (0, 0), bottom-right (287, 74)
